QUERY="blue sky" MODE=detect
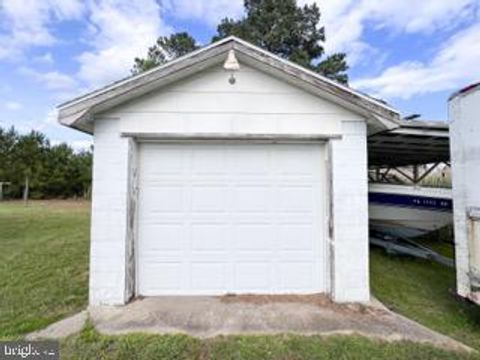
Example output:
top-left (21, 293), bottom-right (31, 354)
top-left (0, 0), bottom-right (479, 149)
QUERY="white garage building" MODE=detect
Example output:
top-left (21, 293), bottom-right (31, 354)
top-left (58, 37), bottom-right (401, 305)
top-left (449, 82), bottom-right (480, 304)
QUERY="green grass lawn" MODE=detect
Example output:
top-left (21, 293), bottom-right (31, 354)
top-left (0, 201), bottom-right (90, 338)
top-left (59, 324), bottom-right (476, 360)
top-left (1, 200), bottom-right (480, 359)
top-left (371, 247), bottom-right (480, 351)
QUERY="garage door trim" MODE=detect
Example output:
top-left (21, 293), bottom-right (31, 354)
top-left (122, 132), bottom-right (342, 142)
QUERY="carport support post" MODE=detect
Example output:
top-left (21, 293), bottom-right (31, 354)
top-left (330, 121), bottom-right (370, 303)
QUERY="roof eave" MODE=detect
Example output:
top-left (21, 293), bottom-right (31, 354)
top-left (57, 36), bottom-right (401, 131)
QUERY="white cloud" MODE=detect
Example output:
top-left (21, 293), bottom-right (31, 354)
top-left (51, 138), bottom-right (93, 152)
top-left (20, 67), bottom-right (77, 91)
top-left (45, 108), bottom-right (58, 125)
top-left (76, 0), bottom-right (172, 88)
top-left (351, 23), bottom-right (480, 99)
top-left (34, 52), bottom-right (54, 65)
top-left (0, 0), bottom-right (295, 95)
top-left (0, 0), bottom-right (173, 90)
top-left (4, 101), bottom-right (22, 110)
top-left (41, 72), bottom-right (78, 91)
top-left (0, 0), bottom-right (85, 59)
top-left (69, 139), bottom-right (93, 152)
top-left (165, 0), bottom-right (244, 26)
top-left (301, 0), bottom-right (478, 64)
top-left (2, 0), bottom-right (478, 135)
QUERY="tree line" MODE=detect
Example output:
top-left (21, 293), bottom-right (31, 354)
top-left (0, 126), bottom-right (92, 201)
top-left (1, 0), bottom-right (345, 201)
top-left (132, 0), bottom-right (349, 84)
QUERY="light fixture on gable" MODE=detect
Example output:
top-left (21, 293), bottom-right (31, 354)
top-left (223, 49), bottom-right (240, 84)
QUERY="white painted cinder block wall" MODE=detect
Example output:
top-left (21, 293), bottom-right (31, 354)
top-left (88, 62), bottom-right (370, 305)
top-left (89, 118), bottom-right (131, 305)
top-left (331, 121), bottom-right (369, 302)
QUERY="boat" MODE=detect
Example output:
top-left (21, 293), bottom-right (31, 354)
top-left (369, 183), bottom-right (453, 238)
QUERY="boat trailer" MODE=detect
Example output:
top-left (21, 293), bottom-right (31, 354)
top-left (370, 231), bottom-right (454, 268)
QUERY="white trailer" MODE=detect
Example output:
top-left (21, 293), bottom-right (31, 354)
top-left (449, 82), bottom-right (480, 304)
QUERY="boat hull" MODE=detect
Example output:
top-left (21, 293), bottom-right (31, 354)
top-left (369, 184), bottom-right (453, 238)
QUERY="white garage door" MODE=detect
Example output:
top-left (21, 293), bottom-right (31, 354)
top-left (137, 142), bottom-right (328, 295)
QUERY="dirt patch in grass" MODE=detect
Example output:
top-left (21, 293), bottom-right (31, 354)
top-left (219, 293), bottom-right (332, 306)
top-left (2, 199), bottom-right (91, 210)
top-left (219, 294), bottom-right (386, 316)
top-left (43, 200), bottom-right (90, 210)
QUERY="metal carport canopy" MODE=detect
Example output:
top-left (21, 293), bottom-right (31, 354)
top-left (368, 120), bottom-right (450, 167)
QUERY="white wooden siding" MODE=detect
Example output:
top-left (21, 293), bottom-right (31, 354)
top-left (102, 64), bottom-right (362, 137)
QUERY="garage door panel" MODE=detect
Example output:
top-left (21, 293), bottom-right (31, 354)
top-left (139, 251), bottom-right (186, 261)
top-left (191, 185), bottom-right (229, 212)
top-left (191, 263), bottom-right (228, 290)
top-left (141, 148), bottom-right (186, 174)
top-left (275, 186), bottom-right (318, 212)
top-left (140, 186), bottom-right (186, 212)
top-left (229, 214), bottom-right (272, 224)
top-left (231, 148), bottom-right (270, 175)
top-left (274, 147), bottom-right (322, 175)
top-left (234, 225), bottom-right (273, 250)
top-left (140, 263), bottom-right (184, 294)
top-left (232, 186), bottom-right (270, 211)
top-left (278, 262), bottom-right (317, 290)
top-left (191, 224), bottom-right (229, 250)
top-left (235, 263), bottom-right (271, 290)
top-left (138, 224), bottom-right (186, 251)
top-left (230, 251), bottom-right (276, 263)
top-left (192, 148), bottom-right (228, 174)
top-left (137, 143), bottom-right (327, 295)
top-left (275, 251), bottom-right (319, 262)
top-left (278, 225), bottom-right (315, 250)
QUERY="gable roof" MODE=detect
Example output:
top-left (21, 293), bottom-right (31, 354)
top-left (57, 36), bottom-right (401, 133)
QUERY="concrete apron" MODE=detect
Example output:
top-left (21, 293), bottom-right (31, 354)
top-left (89, 295), bottom-right (472, 353)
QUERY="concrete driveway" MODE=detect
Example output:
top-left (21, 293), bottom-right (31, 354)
top-left (89, 294), bottom-right (471, 352)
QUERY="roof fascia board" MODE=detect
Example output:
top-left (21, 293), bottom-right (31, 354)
top-left (58, 40), bottom-right (233, 126)
top-left (236, 53), bottom-right (398, 130)
top-left (58, 36), bottom-right (401, 130)
top-left (58, 36), bottom-right (235, 110)
top-left (231, 37), bottom-right (399, 120)
top-left (395, 119), bottom-right (449, 129)
top-left (391, 127), bottom-right (450, 138)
